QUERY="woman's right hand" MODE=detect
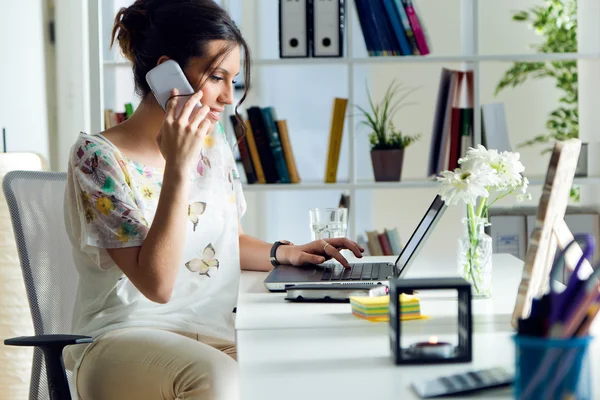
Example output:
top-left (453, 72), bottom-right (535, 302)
top-left (157, 88), bottom-right (211, 172)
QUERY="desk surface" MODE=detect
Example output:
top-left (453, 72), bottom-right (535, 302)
top-left (236, 254), bottom-right (522, 332)
top-left (236, 254), bottom-right (600, 399)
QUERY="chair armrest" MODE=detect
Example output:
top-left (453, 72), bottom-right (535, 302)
top-left (4, 334), bottom-right (93, 347)
top-left (5, 334), bottom-right (93, 400)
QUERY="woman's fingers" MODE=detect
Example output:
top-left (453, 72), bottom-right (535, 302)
top-left (189, 104), bottom-right (211, 133)
top-left (165, 89), bottom-right (180, 121)
top-left (177, 90), bottom-right (204, 122)
top-left (326, 238), bottom-right (364, 258)
top-left (323, 241), bottom-right (351, 269)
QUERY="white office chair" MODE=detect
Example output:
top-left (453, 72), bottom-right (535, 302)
top-left (3, 171), bottom-right (92, 400)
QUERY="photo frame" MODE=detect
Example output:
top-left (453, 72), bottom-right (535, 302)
top-left (511, 139), bottom-right (594, 327)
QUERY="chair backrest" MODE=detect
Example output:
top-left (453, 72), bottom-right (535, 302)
top-left (3, 170), bottom-right (78, 400)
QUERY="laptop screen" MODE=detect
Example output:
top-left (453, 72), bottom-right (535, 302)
top-left (393, 195), bottom-right (447, 276)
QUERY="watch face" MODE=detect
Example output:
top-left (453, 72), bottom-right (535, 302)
top-left (280, 240), bottom-right (293, 245)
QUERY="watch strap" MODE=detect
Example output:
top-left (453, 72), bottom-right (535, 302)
top-left (270, 240), bottom-right (292, 267)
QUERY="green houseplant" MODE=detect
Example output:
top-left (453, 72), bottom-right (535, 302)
top-left (495, 0), bottom-right (577, 154)
top-left (356, 80), bottom-right (422, 181)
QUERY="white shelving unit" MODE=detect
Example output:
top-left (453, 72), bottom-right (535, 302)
top-left (86, 0), bottom-right (600, 241)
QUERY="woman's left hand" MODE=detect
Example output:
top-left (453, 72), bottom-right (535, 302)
top-left (277, 238), bottom-right (365, 269)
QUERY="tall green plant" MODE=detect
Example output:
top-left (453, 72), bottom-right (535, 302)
top-left (355, 80), bottom-right (422, 150)
top-left (495, 0), bottom-right (578, 154)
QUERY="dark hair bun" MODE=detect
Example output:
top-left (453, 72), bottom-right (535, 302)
top-left (110, 2), bottom-right (153, 63)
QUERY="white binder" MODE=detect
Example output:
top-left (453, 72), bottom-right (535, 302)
top-left (279, 0), bottom-right (309, 58)
top-left (312, 0), bottom-right (345, 57)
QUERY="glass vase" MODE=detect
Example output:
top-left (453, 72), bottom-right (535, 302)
top-left (457, 216), bottom-right (493, 298)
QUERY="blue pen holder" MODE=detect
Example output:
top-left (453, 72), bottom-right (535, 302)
top-left (513, 335), bottom-right (593, 400)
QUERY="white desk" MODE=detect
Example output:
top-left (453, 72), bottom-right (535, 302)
top-left (236, 254), bottom-right (600, 399)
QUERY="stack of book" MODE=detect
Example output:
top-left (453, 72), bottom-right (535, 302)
top-left (427, 68), bottom-right (474, 177)
top-left (359, 227), bottom-right (402, 256)
top-left (427, 68), bottom-right (512, 178)
top-left (104, 103), bottom-right (134, 129)
top-left (230, 107), bottom-right (300, 184)
top-left (353, 0), bottom-right (430, 56)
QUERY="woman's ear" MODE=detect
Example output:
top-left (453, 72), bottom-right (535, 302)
top-left (156, 55), bottom-right (171, 66)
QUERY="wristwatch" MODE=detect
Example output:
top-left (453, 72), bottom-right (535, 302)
top-left (270, 240), bottom-right (293, 267)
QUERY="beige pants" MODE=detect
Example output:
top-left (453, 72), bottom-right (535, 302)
top-left (75, 328), bottom-right (239, 400)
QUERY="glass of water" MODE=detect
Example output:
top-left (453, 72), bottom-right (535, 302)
top-left (309, 208), bottom-right (348, 240)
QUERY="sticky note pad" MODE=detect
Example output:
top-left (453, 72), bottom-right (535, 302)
top-left (350, 293), bottom-right (427, 322)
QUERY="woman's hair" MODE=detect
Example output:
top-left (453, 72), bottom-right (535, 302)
top-left (110, 0), bottom-right (251, 125)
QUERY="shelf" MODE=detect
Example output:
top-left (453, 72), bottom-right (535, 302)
top-left (241, 180), bottom-right (438, 191)
top-left (528, 176), bottom-right (600, 186)
top-left (252, 52), bottom-right (600, 66)
top-left (102, 52), bottom-right (600, 69)
top-left (241, 176), bottom-right (600, 192)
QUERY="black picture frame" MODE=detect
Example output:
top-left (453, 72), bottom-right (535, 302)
top-left (389, 277), bottom-right (473, 365)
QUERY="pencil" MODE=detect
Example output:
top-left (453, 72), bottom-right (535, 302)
top-left (575, 302), bottom-right (600, 337)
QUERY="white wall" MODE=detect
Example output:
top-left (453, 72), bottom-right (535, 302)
top-left (54, 0), bottom-right (91, 172)
top-left (0, 1), bottom-right (50, 161)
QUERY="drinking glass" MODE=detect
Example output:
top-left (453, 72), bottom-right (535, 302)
top-left (309, 208), bottom-right (348, 241)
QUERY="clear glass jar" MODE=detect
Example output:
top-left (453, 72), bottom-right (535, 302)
top-left (457, 216), bottom-right (493, 298)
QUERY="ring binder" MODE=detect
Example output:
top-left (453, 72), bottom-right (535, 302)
top-left (311, 0), bottom-right (345, 57)
top-left (279, 0), bottom-right (310, 58)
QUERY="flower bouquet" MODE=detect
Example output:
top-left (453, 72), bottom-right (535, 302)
top-left (437, 145), bottom-right (531, 297)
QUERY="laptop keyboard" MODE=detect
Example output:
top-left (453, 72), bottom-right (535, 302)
top-left (321, 263), bottom-right (393, 281)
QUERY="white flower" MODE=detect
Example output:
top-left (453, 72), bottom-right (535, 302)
top-left (460, 145), bottom-right (525, 189)
top-left (460, 157), bottom-right (502, 188)
top-left (437, 168), bottom-right (489, 206)
top-left (493, 151), bottom-right (525, 188)
top-left (515, 177), bottom-right (532, 202)
top-left (439, 144), bottom-right (531, 207)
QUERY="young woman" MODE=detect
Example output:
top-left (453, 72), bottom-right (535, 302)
top-left (64, 1), bottom-right (364, 399)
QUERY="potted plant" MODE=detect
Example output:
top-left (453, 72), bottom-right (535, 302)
top-left (356, 80), bottom-right (422, 182)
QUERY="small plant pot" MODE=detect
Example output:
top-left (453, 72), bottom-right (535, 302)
top-left (370, 149), bottom-right (404, 182)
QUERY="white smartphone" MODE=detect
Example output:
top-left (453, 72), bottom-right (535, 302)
top-left (145, 59), bottom-right (201, 117)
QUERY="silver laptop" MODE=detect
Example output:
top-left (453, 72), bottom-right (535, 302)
top-left (264, 195), bottom-right (447, 291)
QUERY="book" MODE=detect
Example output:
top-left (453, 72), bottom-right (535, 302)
top-left (481, 103), bottom-right (512, 153)
top-left (261, 107), bottom-right (291, 183)
top-left (384, 227), bottom-right (403, 254)
top-left (378, 232), bottom-right (393, 256)
top-left (247, 107), bottom-right (280, 183)
top-left (244, 120), bottom-right (266, 184)
top-left (366, 230), bottom-right (384, 256)
top-left (460, 108), bottom-right (474, 159)
top-left (276, 120), bottom-right (301, 184)
top-left (324, 97), bottom-right (348, 183)
top-left (401, 0), bottom-right (430, 55)
top-left (448, 107), bottom-right (462, 171)
top-left (393, 0), bottom-right (420, 55)
top-left (229, 115), bottom-right (257, 184)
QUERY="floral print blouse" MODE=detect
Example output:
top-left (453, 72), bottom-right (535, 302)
top-left (64, 123), bottom-right (246, 371)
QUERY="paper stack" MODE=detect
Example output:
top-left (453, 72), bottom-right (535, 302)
top-left (350, 293), bottom-right (425, 322)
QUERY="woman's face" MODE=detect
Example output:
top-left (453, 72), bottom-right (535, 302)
top-left (184, 40), bottom-right (241, 126)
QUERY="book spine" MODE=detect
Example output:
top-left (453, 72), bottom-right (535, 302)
top-left (366, 230), bottom-right (384, 256)
top-left (385, 228), bottom-right (403, 254)
top-left (401, 0), bottom-right (430, 55)
top-left (261, 107), bottom-right (291, 183)
top-left (448, 107), bottom-right (462, 171)
top-left (378, 232), bottom-right (393, 256)
top-left (244, 120), bottom-right (266, 184)
top-left (247, 107), bottom-right (280, 183)
top-left (382, 0), bottom-right (412, 56)
top-left (229, 115), bottom-right (257, 184)
top-left (393, 0), bottom-right (419, 55)
top-left (325, 98), bottom-right (348, 183)
top-left (276, 120), bottom-right (301, 183)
